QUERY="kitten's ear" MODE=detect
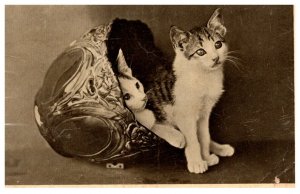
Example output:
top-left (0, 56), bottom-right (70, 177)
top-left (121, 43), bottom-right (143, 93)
top-left (116, 49), bottom-right (132, 77)
top-left (169, 26), bottom-right (190, 50)
top-left (207, 8), bottom-right (227, 37)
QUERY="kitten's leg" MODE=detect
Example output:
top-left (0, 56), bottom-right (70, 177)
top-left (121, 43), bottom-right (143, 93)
top-left (134, 110), bottom-right (185, 148)
top-left (151, 123), bottom-right (185, 148)
top-left (210, 140), bottom-right (235, 157)
top-left (174, 114), bottom-right (208, 174)
top-left (197, 116), bottom-right (219, 167)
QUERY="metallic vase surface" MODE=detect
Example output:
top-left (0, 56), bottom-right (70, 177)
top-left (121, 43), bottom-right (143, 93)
top-left (34, 24), bottom-right (159, 162)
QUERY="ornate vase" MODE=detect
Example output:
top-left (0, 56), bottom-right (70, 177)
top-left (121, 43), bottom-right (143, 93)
top-left (34, 24), bottom-right (159, 163)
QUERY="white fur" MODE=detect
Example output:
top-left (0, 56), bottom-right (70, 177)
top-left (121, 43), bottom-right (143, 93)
top-left (167, 41), bottom-right (234, 173)
top-left (167, 8), bottom-right (236, 173)
top-left (164, 49), bottom-right (224, 173)
top-left (134, 109), bottom-right (156, 129)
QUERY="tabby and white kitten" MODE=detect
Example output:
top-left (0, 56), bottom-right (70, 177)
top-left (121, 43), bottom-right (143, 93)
top-left (116, 49), bottom-right (186, 148)
top-left (167, 8), bottom-right (235, 173)
top-left (117, 8), bottom-right (234, 174)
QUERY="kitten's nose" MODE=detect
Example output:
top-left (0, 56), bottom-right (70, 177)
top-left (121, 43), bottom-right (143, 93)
top-left (212, 56), bottom-right (220, 63)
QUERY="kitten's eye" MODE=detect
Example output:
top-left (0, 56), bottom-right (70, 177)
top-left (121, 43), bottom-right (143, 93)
top-left (215, 41), bottom-right (222, 49)
top-left (124, 93), bottom-right (130, 100)
top-left (136, 82), bottom-right (140, 89)
top-left (196, 49), bottom-right (206, 56)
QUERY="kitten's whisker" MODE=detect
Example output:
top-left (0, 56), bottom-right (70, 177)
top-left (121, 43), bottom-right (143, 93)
top-left (226, 55), bottom-right (243, 63)
top-left (226, 54), bottom-right (244, 63)
top-left (228, 49), bottom-right (240, 52)
top-left (226, 54), bottom-right (241, 59)
top-left (225, 50), bottom-right (241, 56)
top-left (225, 52), bottom-right (241, 58)
top-left (226, 56), bottom-right (243, 66)
top-left (225, 58), bottom-right (242, 72)
top-left (225, 52), bottom-right (243, 61)
top-left (225, 50), bottom-right (240, 54)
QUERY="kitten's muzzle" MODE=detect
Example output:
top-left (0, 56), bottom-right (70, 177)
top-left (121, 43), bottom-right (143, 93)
top-left (212, 57), bottom-right (222, 68)
top-left (142, 96), bottom-right (148, 103)
top-left (136, 96), bottom-right (148, 111)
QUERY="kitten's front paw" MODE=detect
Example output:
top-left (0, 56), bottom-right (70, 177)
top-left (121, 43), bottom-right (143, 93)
top-left (187, 160), bottom-right (208, 174)
top-left (204, 154), bottom-right (219, 166)
top-left (217, 144), bottom-right (235, 157)
top-left (166, 130), bottom-right (186, 149)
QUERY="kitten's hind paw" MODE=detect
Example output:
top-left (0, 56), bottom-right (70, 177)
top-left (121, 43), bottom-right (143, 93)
top-left (187, 160), bottom-right (208, 174)
top-left (205, 154), bottom-right (219, 166)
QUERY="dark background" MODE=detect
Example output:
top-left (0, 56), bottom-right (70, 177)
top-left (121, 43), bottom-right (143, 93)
top-left (5, 5), bottom-right (294, 184)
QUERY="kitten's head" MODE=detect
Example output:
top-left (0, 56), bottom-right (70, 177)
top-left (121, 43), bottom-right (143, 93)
top-left (170, 8), bottom-right (228, 71)
top-left (116, 49), bottom-right (148, 112)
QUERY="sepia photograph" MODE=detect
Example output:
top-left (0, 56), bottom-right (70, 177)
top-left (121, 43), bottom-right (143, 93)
top-left (5, 5), bottom-right (294, 186)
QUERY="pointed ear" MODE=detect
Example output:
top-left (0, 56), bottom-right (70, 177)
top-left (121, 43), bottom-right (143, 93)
top-left (169, 26), bottom-right (191, 50)
top-left (207, 8), bottom-right (227, 37)
top-left (116, 49), bottom-right (132, 77)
